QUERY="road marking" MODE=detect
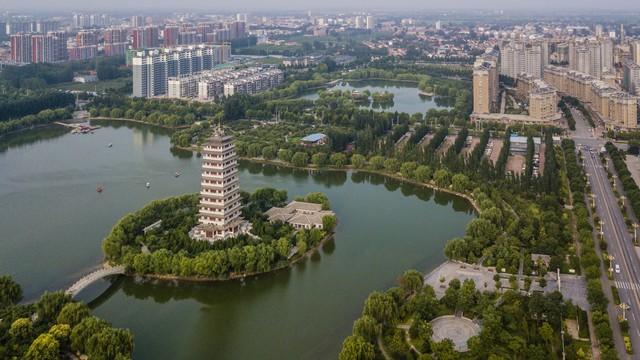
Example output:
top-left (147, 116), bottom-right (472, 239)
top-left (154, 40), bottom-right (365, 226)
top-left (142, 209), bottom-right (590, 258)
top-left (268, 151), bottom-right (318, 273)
top-left (615, 281), bottom-right (640, 290)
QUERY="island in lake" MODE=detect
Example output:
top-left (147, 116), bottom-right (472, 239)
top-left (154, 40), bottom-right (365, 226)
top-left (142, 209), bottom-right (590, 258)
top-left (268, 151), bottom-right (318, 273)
top-left (102, 127), bottom-right (337, 280)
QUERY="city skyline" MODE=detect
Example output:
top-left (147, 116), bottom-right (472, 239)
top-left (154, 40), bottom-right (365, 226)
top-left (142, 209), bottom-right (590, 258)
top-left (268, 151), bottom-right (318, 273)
top-left (4, 0), bottom-right (640, 12)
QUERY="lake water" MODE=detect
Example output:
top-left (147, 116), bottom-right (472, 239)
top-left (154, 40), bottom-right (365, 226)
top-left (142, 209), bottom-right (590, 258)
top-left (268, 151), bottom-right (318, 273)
top-left (0, 121), bottom-right (473, 359)
top-left (299, 80), bottom-right (452, 114)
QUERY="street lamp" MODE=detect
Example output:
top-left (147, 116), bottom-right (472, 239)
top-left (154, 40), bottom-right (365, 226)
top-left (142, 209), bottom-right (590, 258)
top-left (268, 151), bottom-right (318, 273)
top-left (620, 303), bottom-right (630, 321)
top-left (621, 195), bottom-right (626, 206)
top-left (600, 220), bottom-right (605, 240)
top-left (633, 223), bottom-right (639, 244)
top-left (612, 175), bottom-right (618, 190)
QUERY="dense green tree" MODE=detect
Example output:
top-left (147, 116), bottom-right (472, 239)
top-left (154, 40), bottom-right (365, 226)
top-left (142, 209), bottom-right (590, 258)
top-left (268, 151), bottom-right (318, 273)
top-left (291, 152), bottom-right (309, 167)
top-left (338, 335), bottom-right (376, 360)
top-left (398, 269), bottom-right (424, 295)
top-left (0, 275), bottom-right (23, 308)
top-left (24, 333), bottom-right (59, 360)
top-left (351, 154), bottom-right (366, 168)
top-left (48, 324), bottom-right (71, 349)
top-left (56, 302), bottom-right (91, 328)
top-left (352, 315), bottom-right (380, 343)
top-left (330, 153), bottom-right (347, 168)
top-left (311, 152), bottom-right (328, 166)
top-left (85, 328), bottom-right (134, 360)
top-left (414, 165), bottom-right (432, 182)
top-left (36, 292), bottom-right (71, 324)
top-left (9, 318), bottom-right (34, 343)
top-left (70, 316), bottom-right (109, 354)
top-left (363, 291), bottom-right (397, 324)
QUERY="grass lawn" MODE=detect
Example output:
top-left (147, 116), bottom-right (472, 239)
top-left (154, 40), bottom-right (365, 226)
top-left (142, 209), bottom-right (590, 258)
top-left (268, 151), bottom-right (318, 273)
top-left (48, 77), bottom-right (130, 92)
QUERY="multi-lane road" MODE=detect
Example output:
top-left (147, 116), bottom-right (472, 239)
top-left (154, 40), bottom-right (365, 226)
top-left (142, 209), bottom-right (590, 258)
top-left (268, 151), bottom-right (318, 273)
top-left (583, 145), bottom-right (640, 358)
top-left (570, 106), bottom-right (640, 358)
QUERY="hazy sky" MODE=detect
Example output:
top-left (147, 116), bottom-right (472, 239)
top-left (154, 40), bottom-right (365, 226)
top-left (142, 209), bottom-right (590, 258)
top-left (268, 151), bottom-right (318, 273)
top-left (5, 0), bottom-right (640, 12)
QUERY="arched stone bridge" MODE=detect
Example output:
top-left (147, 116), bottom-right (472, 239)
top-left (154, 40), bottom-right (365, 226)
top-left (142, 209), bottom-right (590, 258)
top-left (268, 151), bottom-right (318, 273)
top-left (65, 265), bottom-right (126, 297)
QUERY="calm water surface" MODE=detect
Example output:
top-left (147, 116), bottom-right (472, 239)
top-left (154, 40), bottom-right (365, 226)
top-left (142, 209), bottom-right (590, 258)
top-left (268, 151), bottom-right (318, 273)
top-left (299, 79), bottom-right (452, 114)
top-left (0, 121), bottom-right (473, 359)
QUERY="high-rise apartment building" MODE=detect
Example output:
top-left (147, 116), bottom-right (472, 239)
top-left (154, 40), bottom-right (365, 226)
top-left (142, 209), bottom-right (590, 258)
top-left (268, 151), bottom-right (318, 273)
top-left (366, 15), bottom-right (376, 30)
top-left (569, 38), bottom-right (614, 79)
top-left (473, 49), bottom-right (500, 114)
top-left (10, 33), bottom-right (32, 63)
top-left (132, 44), bottom-right (231, 98)
top-left (30, 32), bottom-right (68, 63)
top-left (190, 128), bottom-right (250, 242)
top-left (163, 26), bottom-right (179, 47)
top-left (131, 16), bottom-right (144, 28)
top-left (595, 24), bottom-right (604, 38)
top-left (227, 21), bottom-right (246, 40)
top-left (132, 26), bottom-right (159, 49)
top-left (500, 42), bottom-right (545, 79)
top-left (36, 21), bottom-right (58, 33)
top-left (68, 31), bottom-right (97, 61)
top-left (6, 21), bottom-right (34, 35)
top-left (631, 40), bottom-right (640, 66)
top-left (623, 60), bottom-right (640, 95)
top-left (104, 27), bottom-right (128, 57)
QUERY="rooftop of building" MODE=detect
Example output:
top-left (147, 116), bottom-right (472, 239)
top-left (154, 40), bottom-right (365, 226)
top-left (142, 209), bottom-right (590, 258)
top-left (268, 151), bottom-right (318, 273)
top-left (301, 133), bottom-right (327, 143)
top-left (510, 135), bottom-right (541, 145)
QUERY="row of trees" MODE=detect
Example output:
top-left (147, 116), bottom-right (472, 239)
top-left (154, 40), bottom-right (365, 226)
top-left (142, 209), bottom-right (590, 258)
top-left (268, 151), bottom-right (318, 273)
top-left (558, 98), bottom-right (576, 130)
top-left (339, 269), bottom-right (585, 360)
top-left (606, 142), bottom-right (640, 218)
top-left (0, 91), bottom-right (74, 122)
top-left (0, 276), bottom-right (133, 360)
top-left (1, 56), bottom-right (128, 89)
top-left (0, 108), bottom-right (73, 137)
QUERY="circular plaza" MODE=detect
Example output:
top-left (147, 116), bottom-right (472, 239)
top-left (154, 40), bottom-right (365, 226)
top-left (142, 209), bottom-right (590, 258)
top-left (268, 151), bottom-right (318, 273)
top-left (430, 315), bottom-right (481, 352)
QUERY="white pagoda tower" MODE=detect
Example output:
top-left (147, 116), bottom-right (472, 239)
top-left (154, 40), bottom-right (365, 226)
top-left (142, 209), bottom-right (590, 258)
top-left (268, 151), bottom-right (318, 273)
top-left (191, 126), bottom-right (249, 242)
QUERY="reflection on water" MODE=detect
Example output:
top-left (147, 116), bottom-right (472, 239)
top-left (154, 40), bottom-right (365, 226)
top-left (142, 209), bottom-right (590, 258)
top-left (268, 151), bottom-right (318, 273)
top-left (0, 126), bottom-right (68, 153)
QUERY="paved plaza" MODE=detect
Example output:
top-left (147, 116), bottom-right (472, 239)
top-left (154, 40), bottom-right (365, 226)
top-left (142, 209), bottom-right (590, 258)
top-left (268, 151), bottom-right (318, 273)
top-left (430, 315), bottom-right (480, 352)
top-left (424, 261), bottom-right (589, 310)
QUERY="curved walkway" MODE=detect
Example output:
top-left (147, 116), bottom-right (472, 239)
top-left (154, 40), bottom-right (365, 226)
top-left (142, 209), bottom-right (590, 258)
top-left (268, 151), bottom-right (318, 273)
top-left (66, 265), bottom-right (126, 297)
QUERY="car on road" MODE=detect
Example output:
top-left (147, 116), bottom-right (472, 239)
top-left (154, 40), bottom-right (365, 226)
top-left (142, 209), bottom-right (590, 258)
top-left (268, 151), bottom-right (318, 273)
top-left (615, 264), bottom-right (621, 274)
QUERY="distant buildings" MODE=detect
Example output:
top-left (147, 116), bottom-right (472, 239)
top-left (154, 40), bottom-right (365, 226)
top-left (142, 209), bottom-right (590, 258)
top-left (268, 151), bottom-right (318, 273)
top-left (544, 65), bottom-right (638, 129)
top-left (566, 38), bottom-right (615, 79)
top-left (623, 60), bottom-right (640, 95)
top-left (132, 26), bottom-right (160, 49)
top-left (167, 67), bottom-right (283, 100)
top-left (132, 44), bottom-right (231, 98)
top-left (500, 41), bottom-right (547, 79)
top-left (10, 31), bottom-right (68, 64)
top-left (104, 28), bottom-right (129, 57)
top-left (68, 31), bottom-right (98, 61)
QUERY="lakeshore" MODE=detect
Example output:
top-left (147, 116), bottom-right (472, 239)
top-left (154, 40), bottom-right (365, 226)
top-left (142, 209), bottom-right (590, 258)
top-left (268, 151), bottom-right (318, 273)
top-left (0, 123), bottom-right (474, 359)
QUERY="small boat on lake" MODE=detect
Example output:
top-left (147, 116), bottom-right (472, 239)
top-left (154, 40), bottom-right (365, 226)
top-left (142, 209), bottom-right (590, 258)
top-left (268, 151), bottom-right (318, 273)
top-left (174, 171), bottom-right (181, 178)
top-left (107, 143), bottom-right (113, 148)
top-left (96, 185), bottom-right (103, 193)
top-left (146, 182), bottom-right (151, 189)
